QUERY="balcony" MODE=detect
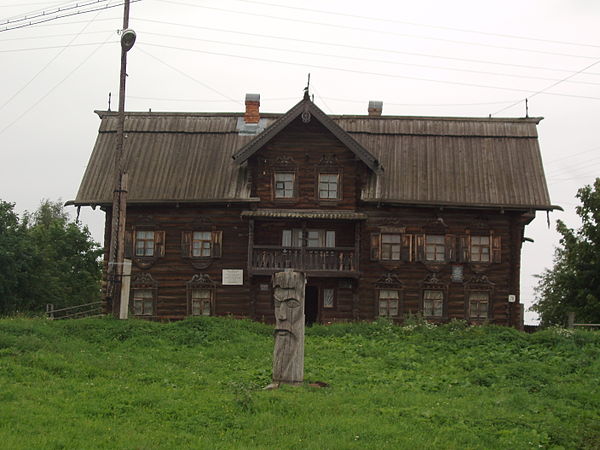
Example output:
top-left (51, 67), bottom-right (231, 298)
top-left (249, 246), bottom-right (358, 277)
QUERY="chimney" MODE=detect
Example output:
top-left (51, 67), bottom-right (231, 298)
top-left (368, 100), bottom-right (383, 117)
top-left (244, 93), bottom-right (260, 124)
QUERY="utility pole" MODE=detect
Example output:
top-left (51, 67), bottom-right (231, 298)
top-left (106, 0), bottom-right (136, 317)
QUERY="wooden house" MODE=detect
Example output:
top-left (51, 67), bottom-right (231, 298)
top-left (70, 93), bottom-right (557, 328)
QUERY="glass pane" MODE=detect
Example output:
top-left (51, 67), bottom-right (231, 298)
top-left (282, 230), bottom-right (292, 247)
top-left (194, 231), bottom-right (211, 241)
top-left (433, 300), bottom-right (443, 317)
top-left (325, 231), bottom-right (335, 248)
top-left (380, 289), bottom-right (399, 299)
top-left (192, 299), bottom-right (201, 316)
top-left (382, 234), bottom-right (401, 243)
top-left (202, 300), bottom-right (211, 316)
top-left (389, 300), bottom-right (398, 316)
top-left (134, 299), bottom-right (142, 315)
top-left (379, 301), bottom-right (388, 317)
top-left (323, 288), bottom-right (334, 308)
top-left (142, 300), bottom-right (153, 315)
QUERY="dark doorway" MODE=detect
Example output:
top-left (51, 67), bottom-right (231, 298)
top-left (305, 286), bottom-right (319, 325)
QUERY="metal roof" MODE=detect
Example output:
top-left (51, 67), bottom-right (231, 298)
top-left (241, 209), bottom-right (368, 220)
top-left (72, 105), bottom-right (555, 211)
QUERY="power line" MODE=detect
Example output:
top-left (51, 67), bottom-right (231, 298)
top-left (321, 96), bottom-right (521, 107)
top-left (1, 0), bottom-right (109, 25)
top-left (0, 29), bottom-right (112, 41)
top-left (140, 42), bottom-right (600, 102)
top-left (0, 0), bottom-right (140, 32)
top-left (0, 10), bottom-right (106, 112)
top-left (136, 46), bottom-right (238, 104)
top-left (230, 0), bottom-right (600, 50)
top-left (139, 31), bottom-right (600, 87)
top-left (156, 0), bottom-right (599, 61)
top-left (135, 18), bottom-right (600, 77)
top-left (544, 145), bottom-right (600, 164)
top-left (493, 57), bottom-right (600, 115)
top-left (0, 41), bottom-right (118, 52)
top-left (0, 32), bottom-right (112, 135)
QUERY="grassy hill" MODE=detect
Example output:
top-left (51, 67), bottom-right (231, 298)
top-left (0, 317), bottom-right (598, 449)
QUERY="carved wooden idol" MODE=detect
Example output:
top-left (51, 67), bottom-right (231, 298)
top-left (270, 270), bottom-right (306, 386)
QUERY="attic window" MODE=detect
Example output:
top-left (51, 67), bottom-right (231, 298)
top-left (274, 172), bottom-right (295, 199)
top-left (318, 173), bottom-right (340, 199)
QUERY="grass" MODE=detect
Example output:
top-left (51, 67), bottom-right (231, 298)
top-left (0, 317), bottom-right (599, 449)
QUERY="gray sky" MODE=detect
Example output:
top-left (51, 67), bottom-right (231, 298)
top-left (1, 0), bottom-right (599, 323)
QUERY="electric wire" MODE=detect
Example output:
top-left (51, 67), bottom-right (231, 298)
top-left (0, 30), bottom-right (113, 135)
top-left (156, 0), bottom-right (600, 60)
top-left (492, 57), bottom-right (600, 115)
top-left (138, 31), bottom-right (600, 87)
top-left (134, 18), bottom-right (600, 77)
top-left (1, 0), bottom-right (109, 25)
top-left (0, 29), bottom-right (113, 41)
top-left (140, 42), bottom-right (600, 102)
top-left (135, 46), bottom-right (238, 104)
top-left (0, 41), bottom-right (118, 52)
top-left (0, 10), bottom-right (106, 112)
top-left (230, 0), bottom-right (600, 50)
top-left (0, 0), bottom-right (140, 32)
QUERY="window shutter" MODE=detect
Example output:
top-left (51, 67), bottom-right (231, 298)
top-left (492, 235), bottom-right (501, 263)
top-left (124, 230), bottom-right (133, 259)
top-left (181, 231), bottom-right (192, 258)
top-left (458, 235), bottom-right (470, 262)
top-left (445, 234), bottom-right (456, 262)
top-left (211, 231), bottom-right (222, 258)
top-left (370, 233), bottom-right (380, 261)
top-left (155, 231), bottom-right (166, 257)
top-left (401, 234), bottom-right (412, 262)
top-left (415, 234), bottom-right (425, 262)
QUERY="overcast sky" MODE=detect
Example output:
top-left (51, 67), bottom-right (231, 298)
top-left (1, 0), bottom-right (599, 323)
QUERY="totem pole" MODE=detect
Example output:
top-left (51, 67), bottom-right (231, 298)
top-left (267, 270), bottom-right (306, 388)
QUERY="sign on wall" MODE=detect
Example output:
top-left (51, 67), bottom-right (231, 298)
top-left (222, 269), bottom-right (244, 286)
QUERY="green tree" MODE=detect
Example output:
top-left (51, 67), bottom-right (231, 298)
top-left (0, 199), bottom-right (103, 314)
top-left (533, 178), bottom-right (600, 326)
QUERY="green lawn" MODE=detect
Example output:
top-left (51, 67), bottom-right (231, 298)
top-left (0, 317), bottom-right (598, 449)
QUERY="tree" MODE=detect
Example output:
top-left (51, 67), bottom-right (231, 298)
top-left (533, 178), bottom-right (600, 326)
top-left (0, 199), bottom-right (103, 315)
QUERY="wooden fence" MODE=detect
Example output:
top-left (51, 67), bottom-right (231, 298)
top-left (46, 302), bottom-right (104, 320)
top-left (567, 312), bottom-right (600, 329)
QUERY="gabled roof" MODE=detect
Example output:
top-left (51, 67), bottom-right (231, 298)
top-left (232, 94), bottom-right (381, 172)
top-left (71, 99), bottom-right (557, 211)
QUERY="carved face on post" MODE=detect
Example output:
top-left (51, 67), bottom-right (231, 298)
top-left (274, 288), bottom-right (303, 334)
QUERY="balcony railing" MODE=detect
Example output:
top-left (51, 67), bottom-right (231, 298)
top-left (250, 246), bottom-right (357, 274)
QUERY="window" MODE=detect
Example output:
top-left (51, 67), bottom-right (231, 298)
top-left (470, 235), bottom-right (490, 262)
top-left (182, 231), bottom-right (222, 258)
top-left (323, 288), bottom-right (335, 308)
top-left (381, 234), bottom-right (402, 260)
top-left (378, 289), bottom-right (400, 317)
top-left (307, 230), bottom-right (335, 248)
top-left (282, 229), bottom-right (302, 247)
top-left (423, 290), bottom-right (443, 318)
top-left (135, 231), bottom-right (155, 257)
top-left (274, 172), bottom-right (295, 198)
top-left (318, 173), bottom-right (339, 199)
top-left (191, 288), bottom-right (213, 316)
top-left (192, 232), bottom-right (212, 257)
top-left (469, 292), bottom-right (489, 319)
top-left (425, 235), bottom-right (445, 262)
top-left (133, 288), bottom-right (154, 316)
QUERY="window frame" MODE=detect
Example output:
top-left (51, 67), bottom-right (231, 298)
top-left (425, 234), bottom-right (445, 262)
top-left (182, 231), bottom-right (222, 259)
top-left (381, 233), bottom-right (402, 261)
top-left (377, 288), bottom-right (401, 318)
top-left (322, 287), bottom-right (336, 309)
top-left (273, 171), bottom-right (297, 200)
top-left (190, 288), bottom-right (214, 316)
top-left (318, 172), bottom-right (341, 200)
top-left (130, 273), bottom-right (158, 317)
top-left (422, 289), bottom-right (444, 318)
top-left (186, 274), bottom-right (217, 317)
top-left (468, 291), bottom-right (490, 320)
top-left (470, 235), bottom-right (491, 263)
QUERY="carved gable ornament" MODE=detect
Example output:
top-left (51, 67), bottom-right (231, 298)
top-left (187, 273), bottom-right (216, 288)
top-left (375, 272), bottom-right (404, 289)
top-left (131, 272), bottom-right (158, 289)
top-left (465, 273), bottom-right (495, 289)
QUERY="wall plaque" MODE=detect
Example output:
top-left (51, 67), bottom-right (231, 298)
top-left (222, 269), bottom-right (244, 285)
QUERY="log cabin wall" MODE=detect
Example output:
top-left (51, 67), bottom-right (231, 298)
top-left (116, 205), bottom-right (252, 320)
top-left (247, 116), bottom-right (369, 209)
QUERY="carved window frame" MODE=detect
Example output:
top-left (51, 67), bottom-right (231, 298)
top-left (374, 273), bottom-right (404, 319)
top-left (126, 217), bottom-right (165, 270)
top-left (421, 273), bottom-right (447, 320)
top-left (464, 274), bottom-right (495, 322)
top-left (130, 272), bottom-right (158, 317)
top-left (315, 153), bottom-right (342, 204)
top-left (186, 274), bottom-right (216, 317)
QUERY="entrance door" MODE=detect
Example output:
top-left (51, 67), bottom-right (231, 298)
top-left (305, 285), bottom-right (319, 325)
